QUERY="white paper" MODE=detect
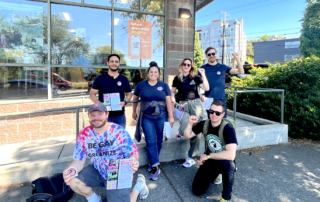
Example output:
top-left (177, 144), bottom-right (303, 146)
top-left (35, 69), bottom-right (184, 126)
top-left (106, 159), bottom-right (134, 190)
top-left (174, 103), bottom-right (184, 121)
top-left (104, 93), bottom-right (122, 111)
top-left (163, 122), bottom-right (172, 138)
top-left (202, 97), bottom-right (214, 110)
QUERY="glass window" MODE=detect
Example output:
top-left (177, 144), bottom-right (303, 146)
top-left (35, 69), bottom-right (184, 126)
top-left (285, 41), bottom-right (300, 49)
top-left (218, 28), bottom-right (222, 35)
top-left (121, 68), bottom-right (164, 89)
top-left (284, 54), bottom-right (299, 62)
top-left (226, 38), bottom-right (230, 46)
top-left (114, 11), bottom-right (164, 67)
top-left (225, 28), bottom-right (230, 36)
top-left (0, 0), bottom-right (47, 65)
top-left (114, 0), bottom-right (139, 10)
top-left (58, 0), bottom-right (81, 2)
top-left (0, 66), bottom-right (50, 101)
top-left (230, 27), bottom-right (234, 34)
top-left (230, 37), bottom-right (234, 45)
top-left (51, 4), bottom-right (111, 66)
top-left (142, 0), bottom-right (164, 13)
top-left (85, 0), bottom-right (112, 6)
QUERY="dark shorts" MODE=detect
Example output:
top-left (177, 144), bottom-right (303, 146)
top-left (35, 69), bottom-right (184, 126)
top-left (76, 165), bottom-right (131, 202)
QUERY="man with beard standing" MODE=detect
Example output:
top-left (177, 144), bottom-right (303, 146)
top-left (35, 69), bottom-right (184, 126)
top-left (90, 54), bottom-right (132, 128)
top-left (63, 103), bottom-right (149, 202)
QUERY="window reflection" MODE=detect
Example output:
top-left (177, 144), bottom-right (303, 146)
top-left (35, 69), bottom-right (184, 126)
top-left (142, 0), bottom-right (164, 13)
top-left (114, 0), bottom-right (139, 10)
top-left (0, 66), bottom-right (51, 101)
top-left (120, 68), bottom-right (163, 89)
top-left (114, 12), bottom-right (164, 67)
top-left (85, 0), bottom-right (112, 6)
top-left (51, 4), bottom-right (111, 66)
top-left (0, 0), bottom-right (47, 64)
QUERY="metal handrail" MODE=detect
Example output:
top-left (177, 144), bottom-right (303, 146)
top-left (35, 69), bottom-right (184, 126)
top-left (226, 86), bottom-right (285, 124)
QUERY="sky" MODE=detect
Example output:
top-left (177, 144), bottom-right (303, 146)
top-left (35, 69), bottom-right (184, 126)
top-left (195, 0), bottom-right (308, 40)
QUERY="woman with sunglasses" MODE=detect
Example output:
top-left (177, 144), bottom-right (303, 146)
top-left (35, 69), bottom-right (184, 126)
top-left (132, 61), bottom-right (174, 181)
top-left (171, 58), bottom-right (209, 168)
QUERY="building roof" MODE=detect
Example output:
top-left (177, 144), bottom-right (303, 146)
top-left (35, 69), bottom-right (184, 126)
top-left (196, 0), bottom-right (215, 12)
top-left (252, 37), bottom-right (300, 45)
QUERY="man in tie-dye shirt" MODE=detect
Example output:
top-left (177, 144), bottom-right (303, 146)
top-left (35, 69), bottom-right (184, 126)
top-left (63, 103), bottom-right (149, 202)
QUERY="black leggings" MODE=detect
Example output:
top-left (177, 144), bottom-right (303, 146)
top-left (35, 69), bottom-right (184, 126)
top-left (192, 159), bottom-right (236, 200)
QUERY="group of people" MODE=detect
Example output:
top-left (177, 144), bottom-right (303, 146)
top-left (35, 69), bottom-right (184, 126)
top-left (0, 27), bottom-right (22, 48)
top-left (63, 48), bottom-right (244, 202)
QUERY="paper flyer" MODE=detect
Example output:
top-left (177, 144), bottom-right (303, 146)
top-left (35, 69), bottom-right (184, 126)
top-left (103, 93), bottom-right (122, 111)
top-left (163, 122), bottom-right (172, 138)
top-left (106, 159), bottom-right (134, 190)
top-left (202, 97), bottom-right (214, 110)
top-left (174, 103), bottom-right (185, 121)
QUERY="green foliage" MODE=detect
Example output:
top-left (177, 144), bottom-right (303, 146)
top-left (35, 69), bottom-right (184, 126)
top-left (227, 56), bottom-right (320, 140)
top-left (300, 0), bottom-right (320, 57)
top-left (194, 32), bottom-right (204, 72)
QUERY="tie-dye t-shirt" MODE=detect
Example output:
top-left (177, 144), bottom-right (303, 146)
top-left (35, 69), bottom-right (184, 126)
top-left (73, 123), bottom-right (138, 180)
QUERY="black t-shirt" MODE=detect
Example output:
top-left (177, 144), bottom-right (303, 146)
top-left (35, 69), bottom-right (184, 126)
top-left (92, 73), bottom-right (132, 117)
top-left (172, 75), bottom-right (203, 101)
top-left (192, 120), bottom-right (237, 154)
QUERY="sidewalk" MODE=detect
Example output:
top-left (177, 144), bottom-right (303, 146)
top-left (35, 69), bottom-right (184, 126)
top-left (1, 142), bottom-right (319, 201)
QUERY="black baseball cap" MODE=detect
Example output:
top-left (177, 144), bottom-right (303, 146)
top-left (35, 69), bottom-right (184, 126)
top-left (88, 103), bottom-right (108, 113)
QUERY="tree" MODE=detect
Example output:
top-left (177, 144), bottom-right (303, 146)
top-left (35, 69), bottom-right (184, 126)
top-left (194, 32), bottom-right (204, 72)
top-left (300, 0), bottom-right (320, 57)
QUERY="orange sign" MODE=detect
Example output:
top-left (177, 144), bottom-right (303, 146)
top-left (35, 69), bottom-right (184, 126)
top-left (128, 20), bottom-right (152, 59)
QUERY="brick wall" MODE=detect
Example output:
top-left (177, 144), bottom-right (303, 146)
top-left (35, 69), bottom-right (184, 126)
top-left (0, 101), bottom-right (136, 145)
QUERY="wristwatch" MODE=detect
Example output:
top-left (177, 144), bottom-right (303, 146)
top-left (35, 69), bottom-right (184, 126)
top-left (124, 100), bottom-right (127, 105)
top-left (207, 155), bottom-right (211, 159)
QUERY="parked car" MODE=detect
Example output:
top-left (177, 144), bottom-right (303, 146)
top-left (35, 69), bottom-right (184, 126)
top-left (0, 80), bottom-right (58, 100)
top-left (52, 73), bottom-right (72, 91)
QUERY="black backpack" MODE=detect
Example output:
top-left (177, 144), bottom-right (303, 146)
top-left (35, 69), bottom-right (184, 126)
top-left (26, 173), bottom-right (73, 202)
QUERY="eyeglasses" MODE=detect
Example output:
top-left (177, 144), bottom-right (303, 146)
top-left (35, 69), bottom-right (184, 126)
top-left (183, 63), bottom-right (191, 67)
top-left (207, 110), bottom-right (223, 116)
top-left (207, 53), bottom-right (216, 57)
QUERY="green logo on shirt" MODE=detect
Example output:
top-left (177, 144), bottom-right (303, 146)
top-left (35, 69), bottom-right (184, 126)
top-left (190, 80), bottom-right (195, 85)
top-left (206, 134), bottom-right (225, 153)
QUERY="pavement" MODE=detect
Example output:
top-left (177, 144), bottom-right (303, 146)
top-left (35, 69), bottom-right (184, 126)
top-left (1, 142), bottom-right (320, 202)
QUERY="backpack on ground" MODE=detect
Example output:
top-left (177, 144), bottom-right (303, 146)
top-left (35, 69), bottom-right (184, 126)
top-left (26, 173), bottom-right (73, 202)
top-left (202, 117), bottom-right (236, 152)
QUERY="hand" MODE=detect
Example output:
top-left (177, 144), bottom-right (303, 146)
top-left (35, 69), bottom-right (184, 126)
top-left (199, 154), bottom-right (209, 165)
top-left (232, 52), bottom-right (239, 59)
top-left (169, 116), bottom-right (174, 128)
top-left (171, 96), bottom-right (176, 104)
top-left (189, 115), bottom-right (198, 125)
top-left (63, 168), bottom-right (72, 186)
top-left (200, 95), bottom-right (205, 102)
top-left (119, 101), bottom-right (126, 108)
top-left (198, 68), bottom-right (205, 75)
top-left (132, 112), bottom-right (137, 121)
top-left (131, 160), bottom-right (139, 174)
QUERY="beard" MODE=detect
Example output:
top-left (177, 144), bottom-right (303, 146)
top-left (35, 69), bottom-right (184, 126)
top-left (89, 118), bottom-right (108, 129)
top-left (109, 66), bottom-right (119, 72)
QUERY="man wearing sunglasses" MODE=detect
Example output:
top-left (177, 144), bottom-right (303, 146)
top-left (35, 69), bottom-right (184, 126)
top-left (200, 47), bottom-right (244, 118)
top-left (184, 100), bottom-right (237, 202)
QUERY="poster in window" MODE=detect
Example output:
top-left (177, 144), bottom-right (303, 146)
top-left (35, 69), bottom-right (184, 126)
top-left (128, 20), bottom-right (152, 59)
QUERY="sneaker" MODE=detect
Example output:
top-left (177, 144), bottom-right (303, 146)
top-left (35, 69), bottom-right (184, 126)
top-left (213, 174), bottom-right (222, 184)
top-left (175, 133), bottom-right (182, 140)
top-left (150, 167), bottom-right (161, 181)
top-left (182, 158), bottom-right (195, 168)
top-left (220, 198), bottom-right (231, 202)
top-left (137, 174), bottom-right (149, 200)
top-left (147, 164), bottom-right (152, 172)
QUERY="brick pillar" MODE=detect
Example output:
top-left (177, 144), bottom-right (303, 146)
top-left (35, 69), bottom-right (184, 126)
top-left (166, 0), bottom-right (195, 87)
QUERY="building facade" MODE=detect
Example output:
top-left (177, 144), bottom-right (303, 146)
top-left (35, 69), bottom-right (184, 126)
top-left (196, 18), bottom-right (247, 67)
top-left (0, 0), bottom-right (214, 145)
top-left (253, 38), bottom-right (301, 64)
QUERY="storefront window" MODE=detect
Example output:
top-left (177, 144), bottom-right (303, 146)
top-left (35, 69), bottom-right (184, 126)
top-left (120, 68), bottom-right (163, 89)
top-left (114, 11), bottom-right (164, 67)
top-left (142, 0), bottom-right (164, 13)
top-left (0, 66), bottom-right (50, 101)
top-left (114, 0), bottom-right (140, 10)
top-left (85, 0), bottom-right (112, 7)
top-left (51, 4), bottom-right (111, 66)
top-left (0, 0), bottom-right (47, 65)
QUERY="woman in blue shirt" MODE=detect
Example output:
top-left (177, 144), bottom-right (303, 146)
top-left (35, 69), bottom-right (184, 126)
top-left (171, 58), bottom-right (209, 168)
top-left (132, 62), bottom-right (174, 181)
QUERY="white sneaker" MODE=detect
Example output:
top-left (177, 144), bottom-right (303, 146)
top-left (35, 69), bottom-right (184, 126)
top-left (182, 158), bottom-right (195, 168)
top-left (137, 174), bottom-right (149, 200)
top-left (214, 174), bottom-right (222, 184)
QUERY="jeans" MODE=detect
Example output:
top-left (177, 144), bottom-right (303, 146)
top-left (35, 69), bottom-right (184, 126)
top-left (108, 114), bottom-right (126, 129)
top-left (206, 99), bottom-right (227, 118)
top-left (141, 112), bottom-right (168, 167)
top-left (192, 159), bottom-right (236, 200)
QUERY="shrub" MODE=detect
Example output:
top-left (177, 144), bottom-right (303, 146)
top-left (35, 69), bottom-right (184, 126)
top-left (227, 56), bottom-right (320, 140)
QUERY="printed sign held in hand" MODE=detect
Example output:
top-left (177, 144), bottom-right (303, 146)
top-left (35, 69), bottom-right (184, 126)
top-left (66, 167), bottom-right (78, 178)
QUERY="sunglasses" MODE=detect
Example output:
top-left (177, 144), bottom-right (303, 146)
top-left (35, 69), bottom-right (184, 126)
top-left (183, 63), bottom-right (191, 67)
top-left (207, 53), bottom-right (216, 57)
top-left (207, 109), bottom-right (223, 116)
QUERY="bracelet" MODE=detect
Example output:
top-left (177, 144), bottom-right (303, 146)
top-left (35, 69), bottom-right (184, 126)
top-left (207, 155), bottom-right (211, 159)
top-left (124, 100), bottom-right (127, 105)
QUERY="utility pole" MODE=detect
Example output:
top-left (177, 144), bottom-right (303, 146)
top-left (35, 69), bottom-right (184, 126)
top-left (221, 11), bottom-right (229, 65)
